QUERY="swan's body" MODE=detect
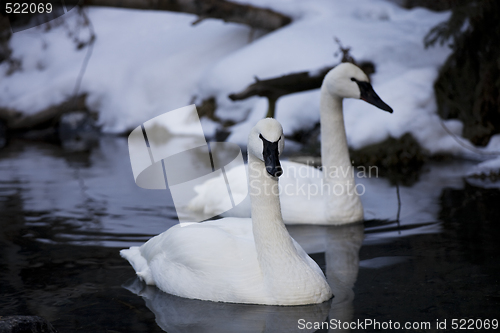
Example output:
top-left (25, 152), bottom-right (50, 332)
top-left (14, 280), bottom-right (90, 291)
top-left (123, 224), bottom-right (363, 333)
top-left (121, 118), bottom-right (332, 305)
top-left (189, 160), bottom-right (361, 224)
top-left (189, 63), bottom-right (393, 225)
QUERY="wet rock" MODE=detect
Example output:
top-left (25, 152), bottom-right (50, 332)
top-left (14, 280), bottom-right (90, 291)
top-left (350, 133), bottom-right (427, 186)
top-left (0, 316), bottom-right (58, 333)
top-left (58, 111), bottom-right (99, 151)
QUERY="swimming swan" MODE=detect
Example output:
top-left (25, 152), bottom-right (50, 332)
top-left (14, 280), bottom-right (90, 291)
top-left (121, 118), bottom-right (332, 305)
top-left (188, 63), bottom-right (393, 225)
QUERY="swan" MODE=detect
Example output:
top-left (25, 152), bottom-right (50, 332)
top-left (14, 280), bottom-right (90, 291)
top-left (188, 62), bottom-right (393, 225)
top-left (121, 118), bottom-right (332, 306)
top-left (121, 224), bottom-right (363, 333)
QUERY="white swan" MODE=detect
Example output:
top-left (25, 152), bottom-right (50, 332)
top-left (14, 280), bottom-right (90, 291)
top-left (121, 118), bottom-right (332, 306)
top-left (122, 224), bottom-right (363, 333)
top-left (189, 63), bottom-right (393, 225)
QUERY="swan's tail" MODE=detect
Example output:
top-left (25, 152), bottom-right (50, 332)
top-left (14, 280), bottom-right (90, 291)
top-left (120, 247), bottom-right (155, 285)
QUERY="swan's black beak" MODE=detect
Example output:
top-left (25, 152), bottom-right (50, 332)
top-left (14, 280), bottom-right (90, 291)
top-left (260, 134), bottom-right (283, 178)
top-left (352, 78), bottom-right (393, 113)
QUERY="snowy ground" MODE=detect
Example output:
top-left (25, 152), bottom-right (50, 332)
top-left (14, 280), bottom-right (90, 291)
top-left (1, 0), bottom-right (500, 163)
top-left (466, 156), bottom-right (500, 188)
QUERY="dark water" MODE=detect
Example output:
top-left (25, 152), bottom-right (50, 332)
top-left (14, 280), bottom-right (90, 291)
top-left (0, 137), bottom-right (499, 332)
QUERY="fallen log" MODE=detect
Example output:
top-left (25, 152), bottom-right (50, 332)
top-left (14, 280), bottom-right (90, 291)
top-left (228, 61), bottom-right (374, 118)
top-left (0, 94), bottom-right (88, 131)
top-left (229, 67), bottom-right (332, 118)
top-left (82, 0), bottom-right (292, 31)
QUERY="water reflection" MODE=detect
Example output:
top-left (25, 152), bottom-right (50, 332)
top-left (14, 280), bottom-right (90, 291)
top-left (358, 160), bottom-right (475, 240)
top-left (288, 223), bottom-right (364, 332)
top-left (124, 279), bottom-right (330, 333)
top-left (0, 138), bottom-right (177, 247)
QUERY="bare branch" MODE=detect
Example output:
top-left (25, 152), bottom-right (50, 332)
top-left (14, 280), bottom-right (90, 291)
top-left (228, 67), bottom-right (331, 102)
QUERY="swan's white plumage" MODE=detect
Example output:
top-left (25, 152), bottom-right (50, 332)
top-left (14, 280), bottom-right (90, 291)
top-left (121, 118), bottom-right (332, 305)
top-left (189, 161), bottom-right (331, 223)
top-left (188, 63), bottom-right (392, 225)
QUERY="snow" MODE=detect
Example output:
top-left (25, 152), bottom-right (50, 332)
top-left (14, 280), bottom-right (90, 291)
top-left (2, 0), bottom-right (500, 161)
top-left (1, 7), bottom-right (250, 133)
top-left (468, 156), bottom-right (500, 175)
top-left (466, 155), bottom-right (500, 189)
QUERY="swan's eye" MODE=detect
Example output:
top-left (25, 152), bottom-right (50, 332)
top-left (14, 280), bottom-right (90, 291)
top-left (350, 77), bottom-right (357, 82)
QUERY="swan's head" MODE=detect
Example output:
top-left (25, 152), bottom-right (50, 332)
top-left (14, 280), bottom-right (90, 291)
top-left (323, 62), bottom-right (393, 113)
top-left (248, 118), bottom-right (284, 178)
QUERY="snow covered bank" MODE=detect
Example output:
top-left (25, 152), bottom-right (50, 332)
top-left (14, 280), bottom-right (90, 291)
top-left (1, 0), bottom-right (499, 158)
top-left (1, 7), bottom-right (250, 133)
top-left (466, 156), bottom-right (500, 189)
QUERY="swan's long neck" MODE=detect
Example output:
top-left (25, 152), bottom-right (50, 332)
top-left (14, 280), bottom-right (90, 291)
top-left (248, 151), bottom-right (332, 303)
top-left (247, 153), bottom-right (299, 276)
top-left (320, 86), bottom-right (363, 221)
top-left (320, 86), bottom-right (353, 181)
top-left (248, 153), bottom-right (295, 251)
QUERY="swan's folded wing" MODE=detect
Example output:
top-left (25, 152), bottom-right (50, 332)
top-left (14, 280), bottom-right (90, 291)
top-left (129, 219), bottom-right (266, 302)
